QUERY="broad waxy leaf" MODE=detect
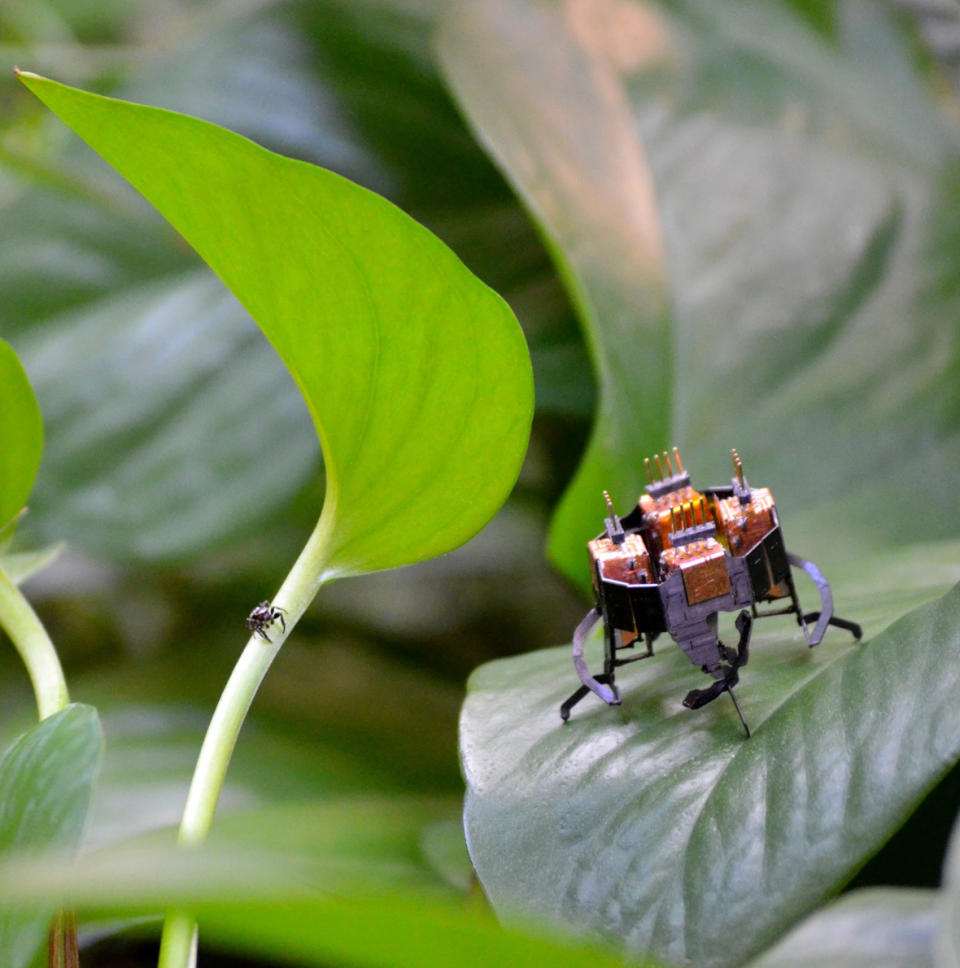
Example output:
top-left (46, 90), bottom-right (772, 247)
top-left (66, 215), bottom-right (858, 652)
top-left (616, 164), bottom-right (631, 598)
top-left (17, 72), bottom-right (533, 579)
top-left (0, 338), bottom-right (42, 535)
top-left (460, 581), bottom-right (960, 968)
top-left (746, 889), bottom-right (938, 968)
top-left (440, 4), bottom-right (960, 962)
top-left (0, 704), bottom-right (103, 968)
top-left (437, 0), bottom-right (960, 590)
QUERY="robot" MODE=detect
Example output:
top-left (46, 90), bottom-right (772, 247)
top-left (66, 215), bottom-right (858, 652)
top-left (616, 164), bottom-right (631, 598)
top-left (560, 448), bottom-right (862, 735)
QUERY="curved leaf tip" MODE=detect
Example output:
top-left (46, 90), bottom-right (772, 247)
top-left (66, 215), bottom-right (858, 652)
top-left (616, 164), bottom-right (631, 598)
top-left (18, 72), bottom-right (533, 579)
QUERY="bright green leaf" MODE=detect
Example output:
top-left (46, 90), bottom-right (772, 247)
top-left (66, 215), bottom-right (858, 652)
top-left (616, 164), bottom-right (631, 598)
top-left (0, 704), bottom-right (102, 968)
top-left (0, 851), bottom-right (642, 968)
top-left (0, 806), bottom-right (657, 968)
top-left (459, 580), bottom-right (960, 968)
top-left (3, 9), bottom-right (562, 564)
top-left (746, 889), bottom-right (938, 968)
top-left (437, 0), bottom-right (960, 591)
top-left (195, 897), bottom-right (639, 968)
top-left (17, 71), bottom-right (533, 579)
top-left (0, 338), bottom-right (43, 536)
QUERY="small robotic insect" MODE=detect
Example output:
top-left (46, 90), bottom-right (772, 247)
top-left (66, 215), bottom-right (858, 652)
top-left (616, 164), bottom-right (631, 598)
top-left (561, 448), bottom-right (862, 735)
top-left (246, 600), bottom-right (287, 643)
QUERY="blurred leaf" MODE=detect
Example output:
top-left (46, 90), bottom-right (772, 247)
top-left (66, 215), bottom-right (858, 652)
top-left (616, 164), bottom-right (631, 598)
top-left (80, 701), bottom-right (397, 852)
top-left (18, 273), bottom-right (317, 560)
top-left (459, 579), bottom-right (960, 968)
top-left (745, 889), bottom-right (938, 968)
top-left (437, 0), bottom-right (960, 591)
top-left (0, 543), bottom-right (64, 586)
top-left (59, 635), bottom-right (465, 845)
top-left (3, 797), bottom-right (466, 906)
top-left (203, 798), bottom-right (465, 893)
top-left (0, 793), bottom-right (653, 967)
top-left (18, 73), bottom-right (533, 578)
top-left (196, 897), bottom-right (640, 968)
top-left (0, 704), bottom-right (102, 968)
top-left (0, 338), bottom-right (42, 535)
top-left (419, 816), bottom-right (474, 893)
top-left (936, 791), bottom-right (960, 968)
top-left (0, 845), bottom-right (642, 968)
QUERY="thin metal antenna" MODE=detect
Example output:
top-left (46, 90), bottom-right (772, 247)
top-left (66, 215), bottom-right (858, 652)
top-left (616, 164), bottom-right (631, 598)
top-left (603, 490), bottom-right (616, 517)
top-left (728, 687), bottom-right (751, 738)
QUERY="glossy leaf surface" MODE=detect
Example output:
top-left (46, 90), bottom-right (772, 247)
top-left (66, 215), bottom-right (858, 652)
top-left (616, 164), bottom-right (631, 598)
top-left (460, 579), bottom-right (960, 968)
top-left (437, 0), bottom-right (960, 590)
top-left (0, 704), bottom-right (102, 968)
top-left (0, 339), bottom-right (42, 535)
top-left (18, 72), bottom-right (533, 579)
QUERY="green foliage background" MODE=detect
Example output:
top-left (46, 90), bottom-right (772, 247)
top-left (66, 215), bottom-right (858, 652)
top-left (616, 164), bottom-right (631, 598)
top-left (4, 0), bottom-right (960, 966)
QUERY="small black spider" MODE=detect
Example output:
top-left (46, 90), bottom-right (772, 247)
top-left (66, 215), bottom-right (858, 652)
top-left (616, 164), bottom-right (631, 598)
top-left (246, 600), bottom-right (286, 642)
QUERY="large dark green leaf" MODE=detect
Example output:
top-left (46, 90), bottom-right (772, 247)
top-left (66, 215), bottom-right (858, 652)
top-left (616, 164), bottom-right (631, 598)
top-left (440, 4), bottom-right (960, 961)
top-left (459, 581), bottom-right (960, 968)
top-left (0, 338), bottom-right (42, 534)
top-left (18, 72), bottom-right (533, 580)
top-left (0, 704), bottom-right (102, 968)
top-left (437, 0), bottom-right (960, 590)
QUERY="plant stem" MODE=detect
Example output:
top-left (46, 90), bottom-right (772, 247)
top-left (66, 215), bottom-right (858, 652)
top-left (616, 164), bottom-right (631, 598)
top-left (157, 510), bottom-right (337, 968)
top-left (0, 564), bottom-right (69, 719)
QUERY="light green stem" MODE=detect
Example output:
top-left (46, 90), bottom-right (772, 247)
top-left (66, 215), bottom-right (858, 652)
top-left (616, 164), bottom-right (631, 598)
top-left (157, 511), bottom-right (337, 968)
top-left (0, 564), bottom-right (69, 720)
